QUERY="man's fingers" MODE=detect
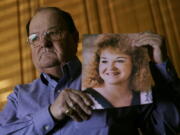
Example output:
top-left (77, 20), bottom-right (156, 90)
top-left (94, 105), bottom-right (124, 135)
top-left (65, 94), bottom-right (90, 121)
top-left (68, 91), bottom-right (92, 115)
top-left (73, 90), bottom-right (93, 106)
top-left (53, 89), bottom-right (93, 121)
top-left (133, 37), bottom-right (162, 47)
top-left (66, 93), bottom-right (76, 108)
top-left (68, 111), bottom-right (83, 122)
top-left (70, 104), bottom-right (90, 120)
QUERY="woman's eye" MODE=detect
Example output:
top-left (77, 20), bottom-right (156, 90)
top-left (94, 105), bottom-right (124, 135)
top-left (101, 60), bottom-right (108, 63)
top-left (116, 60), bottom-right (125, 63)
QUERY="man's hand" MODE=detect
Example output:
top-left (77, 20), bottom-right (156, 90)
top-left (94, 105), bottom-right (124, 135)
top-left (132, 32), bottom-right (168, 64)
top-left (50, 89), bottom-right (93, 122)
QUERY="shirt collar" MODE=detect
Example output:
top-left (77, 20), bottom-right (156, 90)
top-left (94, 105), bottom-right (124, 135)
top-left (40, 56), bottom-right (81, 86)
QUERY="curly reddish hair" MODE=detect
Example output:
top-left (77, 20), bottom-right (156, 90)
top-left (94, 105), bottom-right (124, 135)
top-left (83, 34), bottom-right (154, 91)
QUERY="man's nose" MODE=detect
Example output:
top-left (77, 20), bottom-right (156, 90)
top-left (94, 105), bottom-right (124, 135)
top-left (39, 36), bottom-right (53, 47)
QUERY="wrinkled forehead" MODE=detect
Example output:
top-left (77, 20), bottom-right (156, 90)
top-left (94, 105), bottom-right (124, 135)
top-left (29, 10), bottom-right (67, 34)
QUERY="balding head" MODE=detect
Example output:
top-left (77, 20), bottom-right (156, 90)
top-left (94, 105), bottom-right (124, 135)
top-left (27, 7), bottom-right (78, 38)
top-left (27, 7), bottom-right (79, 74)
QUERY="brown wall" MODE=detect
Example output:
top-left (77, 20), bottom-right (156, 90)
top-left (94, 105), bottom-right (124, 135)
top-left (0, 0), bottom-right (180, 110)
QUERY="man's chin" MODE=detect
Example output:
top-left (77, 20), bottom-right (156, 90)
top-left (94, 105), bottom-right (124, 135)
top-left (38, 61), bottom-right (60, 69)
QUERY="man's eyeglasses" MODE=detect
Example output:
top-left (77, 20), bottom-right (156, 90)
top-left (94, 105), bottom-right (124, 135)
top-left (27, 28), bottom-right (63, 47)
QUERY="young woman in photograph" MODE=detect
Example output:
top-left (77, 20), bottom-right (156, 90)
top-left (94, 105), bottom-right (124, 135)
top-left (52, 33), bottom-right (180, 135)
top-left (83, 34), bottom-right (154, 108)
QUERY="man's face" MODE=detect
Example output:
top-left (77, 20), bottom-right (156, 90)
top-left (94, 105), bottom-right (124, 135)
top-left (29, 10), bottom-right (76, 71)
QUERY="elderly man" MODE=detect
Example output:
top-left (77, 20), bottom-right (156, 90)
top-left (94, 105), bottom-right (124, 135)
top-left (0, 7), bottom-right (93, 135)
top-left (0, 7), bottom-right (179, 135)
